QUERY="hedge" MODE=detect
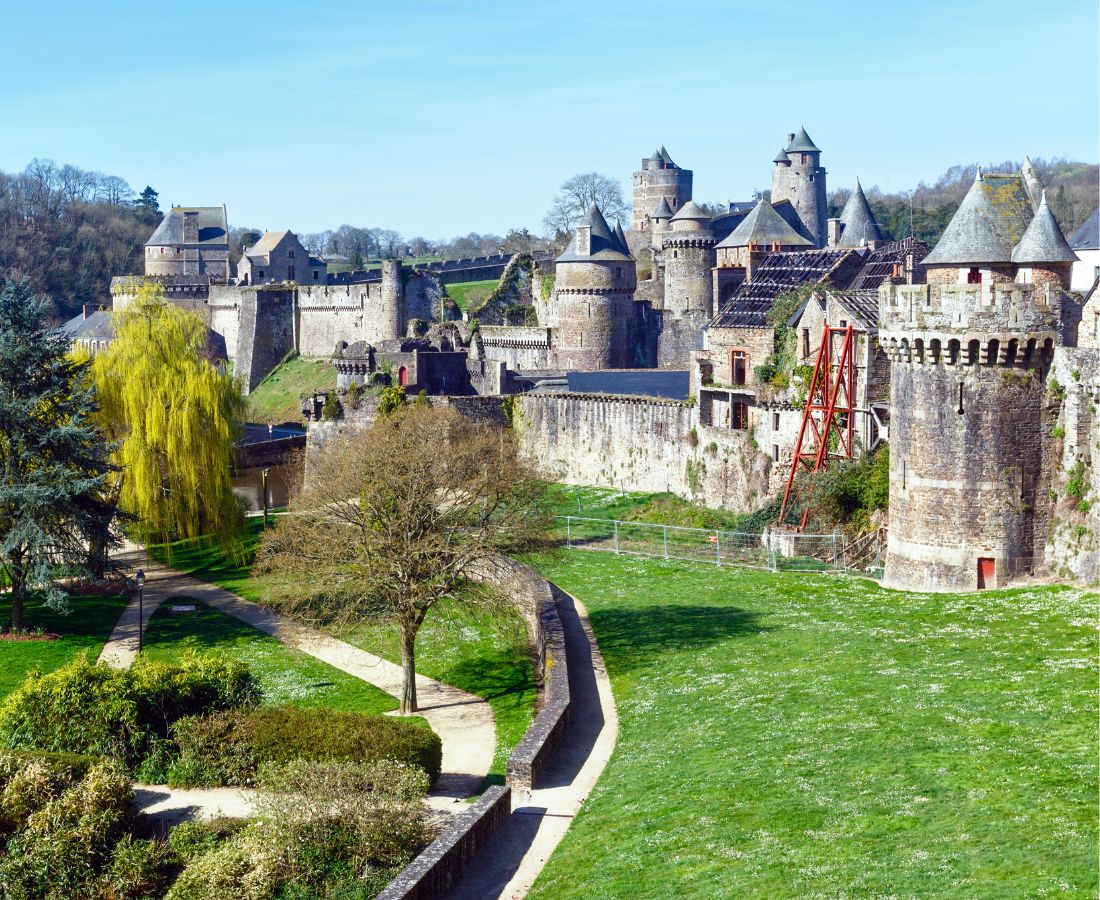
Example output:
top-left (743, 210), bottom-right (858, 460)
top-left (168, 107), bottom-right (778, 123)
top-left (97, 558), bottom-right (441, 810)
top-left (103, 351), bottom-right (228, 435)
top-left (169, 705), bottom-right (442, 787)
top-left (0, 653), bottom-right (259, 767)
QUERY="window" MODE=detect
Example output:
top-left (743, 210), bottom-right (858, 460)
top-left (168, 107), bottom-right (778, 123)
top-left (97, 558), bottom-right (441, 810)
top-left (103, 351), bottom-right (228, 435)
top-left (773, 444), bottom-right (780, 462)
top-left (731, 350), bottom-right (748, 385)
top-left (313, 271), bottom-right (319, 281)
top-left (258, 270), bottom-right (265, 279)
top-left (731, 400), bottom-right (747, 430)
top-left (967, 267), bottom-right (981, 284)
top-left (773, 411), bottom-right (780, 430)
top-left (287, 265), bottom-right (295, 280)
top-left (802, 329), bottom-right (810, 358)
top-left (288, 249), bottom-right (295, 259)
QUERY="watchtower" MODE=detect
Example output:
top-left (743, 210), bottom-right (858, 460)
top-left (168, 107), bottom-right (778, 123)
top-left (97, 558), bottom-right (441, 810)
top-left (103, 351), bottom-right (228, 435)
top-left (632, 147), bottom-right (693, 233)
top-left (879, 171), bottom-right (1076, 592)
top-left (771, 128), bottom-right (827, 247)
top-left (662, 200), bottom-right (715, 318)
top-left (555, 203), bottom-right (636, 370)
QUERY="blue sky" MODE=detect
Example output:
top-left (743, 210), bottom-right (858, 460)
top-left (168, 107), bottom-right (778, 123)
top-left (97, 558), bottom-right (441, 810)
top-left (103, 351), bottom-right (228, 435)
top-left (1, 0), bottom-right (1095, 239)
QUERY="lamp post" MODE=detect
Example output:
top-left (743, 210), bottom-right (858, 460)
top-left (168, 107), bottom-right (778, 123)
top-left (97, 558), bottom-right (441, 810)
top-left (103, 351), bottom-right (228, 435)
top-left (262, 467), bottom-right (270, 527)
top-left (135, 569), bottom-right (145, 655)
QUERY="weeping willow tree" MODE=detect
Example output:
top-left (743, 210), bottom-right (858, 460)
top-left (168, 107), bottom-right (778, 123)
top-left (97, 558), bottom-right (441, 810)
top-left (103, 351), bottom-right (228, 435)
top-left (89, 282), bottom-right (244, 553)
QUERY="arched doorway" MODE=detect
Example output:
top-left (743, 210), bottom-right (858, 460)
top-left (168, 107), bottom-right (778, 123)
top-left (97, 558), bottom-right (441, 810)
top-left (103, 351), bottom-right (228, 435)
top-left (398, 366), bottom-right (408, 386)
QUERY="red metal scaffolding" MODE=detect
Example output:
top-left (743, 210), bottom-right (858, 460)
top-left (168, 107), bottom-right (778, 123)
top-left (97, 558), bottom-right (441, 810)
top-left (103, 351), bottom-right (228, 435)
top-left (777, 324), bottom-right (857, 530)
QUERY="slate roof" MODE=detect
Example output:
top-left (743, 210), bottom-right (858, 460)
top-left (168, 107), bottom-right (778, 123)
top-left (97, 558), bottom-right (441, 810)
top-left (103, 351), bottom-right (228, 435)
top-left (670, 200), bottom-right (710, 222)
top-left (565, 369), bottom-right (690, 400)
top-left (774, 148), bottom-right (790, 164)
top-left (556, 203), bottom-right (634, 262)
top-left (826, 290), bottom-right (881, 331)
top-left (146, 206), bottom-right (228, 247)
top-left (243, 230), bottom-right (292, 261)
top-left (659, 146), bottom-right (678, 168)
top-left (709, 248), bottom-right (863, 328)
top-left (651, 197), bottom-right (674, 219)
top-left (715, 200), bottom-right (813, 249)
top-left (845, 236), bottom-right (930, 291)
top-left (922, 171), bottom-right (1034, 265)
top-left (837, 181), bottom-right (883, 247)
top-left (1069, 207), bottom-right (1099, 251)
top-left (1011, 193), bottom-right (1078, 264)
top-left (613, 221), bottom-right (630, 253)
top-left (59, 309), bottom-right (114, 343)
top-left (786, 127), bottom-right (820, 153)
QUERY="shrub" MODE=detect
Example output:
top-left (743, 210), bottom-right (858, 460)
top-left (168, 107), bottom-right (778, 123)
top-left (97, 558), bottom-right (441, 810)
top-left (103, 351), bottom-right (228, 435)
top-left (169, 705), bottom-right (442, 787)
top-left (1066, 460), bottom-right (1089, 503)
top-left (345, 381), bottom-right (361, 410)
top-left (321, 392), bottom-right (342, 421)
top-left (0, 653), bottom-right (258, 767)
top-left (168, 816), bottom-right (248, 863)
top-left (165, 760), bottom-right (428, 900)
top-left (101, 833), bottom-right (176, 900)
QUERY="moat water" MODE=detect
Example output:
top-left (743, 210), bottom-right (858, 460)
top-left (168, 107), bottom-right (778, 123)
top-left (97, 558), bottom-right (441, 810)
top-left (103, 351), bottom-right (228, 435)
top-left (231, 423), bottom-right (305, 512)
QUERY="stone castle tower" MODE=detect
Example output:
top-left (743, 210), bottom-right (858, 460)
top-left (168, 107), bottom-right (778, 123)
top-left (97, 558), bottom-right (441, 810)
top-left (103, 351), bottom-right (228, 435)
top-left (771, 127), bottom-right (827, 247)
top-left (632, 147), bottom-right (693, 233)
top-left (879, 171), bottom-right (1077, 592)
top-left (555, 203), bottom-right (636, 369)
top-left (662, 200), bottom-right (715, 318)
top-left (370, 259), bottom-right (404, 343)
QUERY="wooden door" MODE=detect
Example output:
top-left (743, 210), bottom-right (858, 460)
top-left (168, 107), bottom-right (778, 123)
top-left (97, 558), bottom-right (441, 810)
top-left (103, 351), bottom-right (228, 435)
top-left (977, 557), bottom-right (995, 589)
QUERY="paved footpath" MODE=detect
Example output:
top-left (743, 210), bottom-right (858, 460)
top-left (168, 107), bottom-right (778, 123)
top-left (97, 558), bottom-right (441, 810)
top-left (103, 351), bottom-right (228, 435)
top-left (99, 547), bottom-right (495, 823)
top-left (447, 586), bottom-right (619, 900)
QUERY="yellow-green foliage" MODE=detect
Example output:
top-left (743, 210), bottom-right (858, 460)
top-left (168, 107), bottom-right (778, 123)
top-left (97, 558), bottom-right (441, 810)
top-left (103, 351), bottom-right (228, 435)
top-left (90, 282), bottom-right (245, 546)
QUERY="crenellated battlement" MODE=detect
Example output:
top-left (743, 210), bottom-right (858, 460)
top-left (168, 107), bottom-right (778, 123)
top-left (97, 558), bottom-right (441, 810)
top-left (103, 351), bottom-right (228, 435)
top-left (878, 282), bottom-right (1063, 338)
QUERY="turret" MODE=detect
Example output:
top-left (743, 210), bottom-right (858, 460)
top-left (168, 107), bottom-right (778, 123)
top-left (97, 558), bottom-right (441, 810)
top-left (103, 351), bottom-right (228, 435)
top-left (368, 258), bottom-right (404, 343)
top-left (771, 127), bottom-right (827, 247)
top-left (662, 201), bottom-right (715, 318)
top-left (555, 203), bottom-right (636, 369)
top-left (833, 180), bottom-right (883, 248)
top-left (1011, 190), bottom-right (1078, 289)
top-left (632, 146), bottom-right (693, 232)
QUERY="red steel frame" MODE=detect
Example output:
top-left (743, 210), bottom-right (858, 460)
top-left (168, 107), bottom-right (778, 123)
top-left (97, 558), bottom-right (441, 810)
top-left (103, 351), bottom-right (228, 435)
top-left (778, 324), bottom-right (857, 530)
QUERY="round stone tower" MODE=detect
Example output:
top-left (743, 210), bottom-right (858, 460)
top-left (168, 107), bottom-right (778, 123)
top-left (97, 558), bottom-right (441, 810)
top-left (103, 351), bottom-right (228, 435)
top-left (880, 169), bottom-right (1074, 592)
top-left (555, 203), bottom-right (636, 370)
top-left (771, 127), bottom-right (827, 247)
top-left (367, 259), bottom-right (404, 344)
top-left (661, 200), bottom-right (715, 318)
top-left (632, 146), bottom-right (693, 233)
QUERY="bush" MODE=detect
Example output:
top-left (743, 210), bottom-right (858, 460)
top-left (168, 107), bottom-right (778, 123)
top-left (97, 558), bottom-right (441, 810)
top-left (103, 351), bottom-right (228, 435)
top-left (0, 653), bottom-right (259, 767)
top-left (165, 760), bottom-right (427, 900)
top-left (168, 816), bottom-right (248, 863)
top-left (169, 705), bottom-right (442, 788)
top-left (101, 833), bottom-right (176, 900)
top-left (0, 750), bottom-right (100, 835)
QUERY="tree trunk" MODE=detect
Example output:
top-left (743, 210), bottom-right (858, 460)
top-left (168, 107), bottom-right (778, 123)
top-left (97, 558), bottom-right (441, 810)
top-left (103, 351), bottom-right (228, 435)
top-left (9, 554), bottom-right (25, 631)
top-left (400, 623), bottom-right (418, 714)
top-left (87, 529), bottom-right (108, 579)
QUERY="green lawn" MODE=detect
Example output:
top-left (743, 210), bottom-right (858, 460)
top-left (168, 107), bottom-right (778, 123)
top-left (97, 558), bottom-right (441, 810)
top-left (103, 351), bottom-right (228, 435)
top-left (0, 593), bottom-right (129, 701)
top-left (528, 550), bottom-right (1098, 899)
top-left (245, 355), bottom-right (334, 424)
top-left (142, 602), bottom-right (399, 718)
top-left (445, 279), bottom-right (497, 312)
top-left (148, 520), bottom-right (536, 786)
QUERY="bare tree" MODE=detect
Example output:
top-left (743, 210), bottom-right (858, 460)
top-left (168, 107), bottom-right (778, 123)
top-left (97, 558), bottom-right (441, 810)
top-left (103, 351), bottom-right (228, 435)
top-left (257, 404), bottom-right (552, 713)
top-left (543, 172), bottom-right (628, 237)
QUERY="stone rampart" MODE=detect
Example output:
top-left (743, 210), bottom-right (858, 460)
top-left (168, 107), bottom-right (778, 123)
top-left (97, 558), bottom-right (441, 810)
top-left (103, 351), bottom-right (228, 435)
top-left (514, 392), bottom-right (774, 511)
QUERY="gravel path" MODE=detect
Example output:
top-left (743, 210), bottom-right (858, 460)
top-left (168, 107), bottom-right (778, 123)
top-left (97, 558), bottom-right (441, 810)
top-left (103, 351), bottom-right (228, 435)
top-left (100, 547), bottom-right (496, 824)
top-left (446, 586), bottom-right (619, 899)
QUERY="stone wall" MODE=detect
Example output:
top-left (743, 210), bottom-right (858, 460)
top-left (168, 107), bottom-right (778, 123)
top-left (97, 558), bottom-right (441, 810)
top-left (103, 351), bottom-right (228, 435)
top-left (514, 392), bottom-right (775, 511)
top-left (703, 325), bottom-right (776, 392)
top-left (235, 288), bottom-right (296, 394)
top-left (479, 326), bottom-right (554, 371)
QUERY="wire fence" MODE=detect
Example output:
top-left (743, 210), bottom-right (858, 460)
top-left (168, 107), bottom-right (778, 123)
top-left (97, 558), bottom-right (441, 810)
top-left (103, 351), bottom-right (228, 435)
top-left (556, 516), bottom-right (868, 574)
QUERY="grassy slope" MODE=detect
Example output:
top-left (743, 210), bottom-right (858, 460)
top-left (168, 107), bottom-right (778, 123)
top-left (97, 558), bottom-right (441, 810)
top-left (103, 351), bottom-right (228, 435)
top-left (245, 356), bottom-right (334, 424)
top-left (0, 594), bottom-right (129, 701)
top-left (528, 551), bottom-right (1098, 899)
top-left (444, 279), bottom-right (497, 312)
top-left (148, 519), bottom-right (535, 785)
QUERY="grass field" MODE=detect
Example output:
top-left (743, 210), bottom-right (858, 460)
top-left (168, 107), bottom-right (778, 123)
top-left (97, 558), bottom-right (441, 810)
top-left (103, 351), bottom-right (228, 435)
top-left (143, 602), bottom-right (401, 718)
top-left (0, 593), bottom-right (129, 701)
top-left (445, 279), bottom-right (497, 312)
top-left (527, 550), bottom-right (1098, 898)
top-left (148, 520), bottom-right (536, 784)
top-left (245, 355), bottom-right (334, 424)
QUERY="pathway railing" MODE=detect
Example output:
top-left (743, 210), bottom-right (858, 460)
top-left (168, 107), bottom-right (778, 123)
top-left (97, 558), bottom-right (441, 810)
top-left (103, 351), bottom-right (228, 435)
top-left (556, 516), bottom-right (846, 574)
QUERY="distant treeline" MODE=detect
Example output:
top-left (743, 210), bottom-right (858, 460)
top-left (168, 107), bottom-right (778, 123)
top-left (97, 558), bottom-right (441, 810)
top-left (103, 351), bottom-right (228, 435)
top-left (828, 158), bottom-right (1098, 247)
top-left (0, 160), bottom-right (159, 322)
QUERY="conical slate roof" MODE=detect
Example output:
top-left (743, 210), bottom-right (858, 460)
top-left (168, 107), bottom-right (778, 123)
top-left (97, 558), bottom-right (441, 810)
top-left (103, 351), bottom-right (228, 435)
top-left (659, 146), bottom-right (677, 168)
top-left (923, 169), bottom-right (1035, 266)
top-left (1011, 192), bottom-right (1078, 264)
top-left (669, 199), bottom-right (710, 222)
top-left (716, 200), bottom-right (813, 249)
top-left (613, 220), bottom-right (630, 253)
top-left (651, 196), bottom-right (674, 219)
top-left (1069, 207), bottom-right (1099, 251)
top-left (556, 203), bottom-right (634, 262)
top-left (773, 148), bottom-right (790, 164)
top-left (786, 127), bottom-right (820, 153)
top-left (647, 148), bottom-right (663, 162)
top-left (837, 181), bottom-right (883, 247)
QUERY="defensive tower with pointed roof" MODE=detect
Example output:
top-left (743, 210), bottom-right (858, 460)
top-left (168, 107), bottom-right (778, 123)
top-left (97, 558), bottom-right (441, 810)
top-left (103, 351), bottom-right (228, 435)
top-left (555, 203), bottom-right (637, 369)
top-left (832, 180), bottom-right (884, 248)
top-left (771, 127), bottom-right (827, 248)
top-left (632, 146), bottom-right (693, 232)
top-left (878, 164), bottom-right (1077, 592)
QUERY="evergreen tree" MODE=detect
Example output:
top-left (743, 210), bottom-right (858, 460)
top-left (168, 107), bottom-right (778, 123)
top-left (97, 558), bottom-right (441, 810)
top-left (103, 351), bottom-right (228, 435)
top-left (135, 185), bottom-right (160, 215)
top-left (0, 280), bottom-right (115, 629)
top-left (90, 282), bottom-right (244, 550)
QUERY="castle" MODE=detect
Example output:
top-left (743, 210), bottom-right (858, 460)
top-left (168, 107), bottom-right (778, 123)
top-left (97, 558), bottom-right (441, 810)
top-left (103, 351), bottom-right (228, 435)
top-left (104, 135), bottom-right (1098, 593)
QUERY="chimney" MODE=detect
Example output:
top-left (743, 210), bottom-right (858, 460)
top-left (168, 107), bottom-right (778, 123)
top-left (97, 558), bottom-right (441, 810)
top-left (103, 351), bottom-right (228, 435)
top-left (575, 225), bottom-right (591, 257)
top-left (82, 303), bottom-right (96, 320)
top-left (827, 218), bottom-right (842, 246)
top-left (183, 210), bottom-right (199, 243)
